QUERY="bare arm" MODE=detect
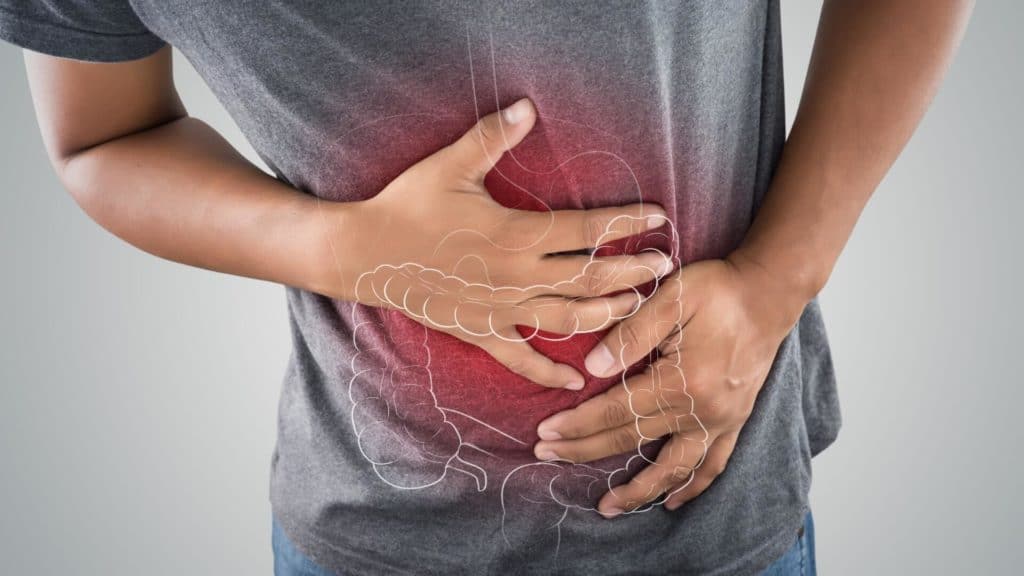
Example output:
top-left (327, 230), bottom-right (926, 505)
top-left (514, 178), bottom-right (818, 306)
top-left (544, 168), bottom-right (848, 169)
top-left (533, 0), bottom-right (974, 517)
top-left (24, 48), bottom-right (671, 389)
top-left (733, 0), bottom-right (975, 303)
top-left (26, 47), bottom-right (337, 296)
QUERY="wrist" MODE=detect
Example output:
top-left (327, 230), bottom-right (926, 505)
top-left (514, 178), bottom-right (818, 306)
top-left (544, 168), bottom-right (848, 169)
top-left (729, 237), bottom-right (829, 296)
top-left (725, 246), bottom-right (820, 333)
top-left (299, 197), bottom-right (367, 302)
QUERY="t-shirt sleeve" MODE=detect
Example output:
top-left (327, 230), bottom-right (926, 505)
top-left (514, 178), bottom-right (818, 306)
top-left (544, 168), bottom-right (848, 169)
top-left (0, 0), bottom-right (166, 62)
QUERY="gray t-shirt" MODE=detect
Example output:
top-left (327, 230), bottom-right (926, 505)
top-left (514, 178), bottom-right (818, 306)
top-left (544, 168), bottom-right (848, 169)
top-left (0, 1), bottom-right (841, 574)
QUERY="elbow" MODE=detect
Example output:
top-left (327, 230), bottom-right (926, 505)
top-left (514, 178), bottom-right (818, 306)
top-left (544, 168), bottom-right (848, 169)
top-left (44, 113), bottom-right (187, 221)
top-left (52, 150), bottom-right (114, 225)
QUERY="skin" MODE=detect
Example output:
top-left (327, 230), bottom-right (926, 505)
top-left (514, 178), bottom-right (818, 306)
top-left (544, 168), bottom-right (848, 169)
top-left (24, 55), bottom-right (668, 391)
top-left (533, 0), bottom-right (975, 517)
top-left (22, 0), bottom-right (973, 525)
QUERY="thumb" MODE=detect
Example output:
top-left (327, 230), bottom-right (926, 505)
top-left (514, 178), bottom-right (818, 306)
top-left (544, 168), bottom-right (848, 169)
top-left (448, 98), bottom-right (536, 181)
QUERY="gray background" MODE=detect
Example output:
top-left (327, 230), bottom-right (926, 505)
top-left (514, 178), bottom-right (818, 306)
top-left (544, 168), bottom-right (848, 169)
top-left (0, 2), bottom-right (1019, 574)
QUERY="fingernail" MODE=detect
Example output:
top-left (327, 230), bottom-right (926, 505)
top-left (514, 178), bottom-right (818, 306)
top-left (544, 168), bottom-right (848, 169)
top-left (536, 409), bottom-right (569, 436)
top-left (565, 375), bottom-right (585, 391)
top-left (537, 427), bottom-right (562, 441)
top-left (502, 98), bottom-right (531, 124)
top-left (665, 502), bottom-right (681, 511)
top-left (537, 415), bottom-right (563, 440)
top-left (535, 448), bottom-right (559, 461)
top-left (600, 507), bottom-right (624, 519)
top-left (645, 214), bottom-right (665, 230)
top-left (585, 343), bottom-right (615, 377)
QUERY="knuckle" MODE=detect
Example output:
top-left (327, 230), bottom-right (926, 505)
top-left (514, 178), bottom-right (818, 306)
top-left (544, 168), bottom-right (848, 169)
top-left (611, 428), bottom-right (637, 454)
top-left (556, 309), bottom-right (581, 335)
top-left (583, 215), bottom-right (607, 247)
top-left (708, 460), bottom-right (728, 477)
top-left (666, 386), bottom-right (694, 411)
top-left (664, 414), bottom-right (684, 435)
top-left (474, 122), bottom-right (500, 149)
top-left (582, 300), bottom-right (614, 328)
top-left (582, 263), bottom-right (610, 295)
top-left (602, 401), bottom-right (630, 428)
top-left (619, 319), bottom-right (645, 352)
top-left (670, 465), bottom-right (695, 483)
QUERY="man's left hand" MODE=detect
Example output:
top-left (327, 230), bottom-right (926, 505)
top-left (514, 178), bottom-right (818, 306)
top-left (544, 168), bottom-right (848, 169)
top-left (532, 253), bottom-right (808, 517)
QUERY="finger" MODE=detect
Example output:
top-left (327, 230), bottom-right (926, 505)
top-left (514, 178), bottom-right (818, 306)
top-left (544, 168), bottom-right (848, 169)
top-left (597, 434), bottom-right (710, 518)
top-left (584, 274), bottom-right (683, 378)
top-left (472, 329), bottom-right (585, 390)
top-left (508, 205), bottom-right (668, 254)
top-left (534, 407), bottom-right (707, 464)
top-left (445, 98), bottom-right (537, 180)
top-left (533, 250), bottom-right (674, 298)
top-left (536, 360), bottom-right (692, 440)
top-left (534, 420), bottom-right (645, 464)
top-left (664, 431), bottom-right (739, 511)
top-left (509, 291), bottom-right (642, 335)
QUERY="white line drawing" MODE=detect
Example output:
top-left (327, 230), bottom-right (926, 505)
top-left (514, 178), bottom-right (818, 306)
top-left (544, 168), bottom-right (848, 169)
top-left (313, 27), bottom-right (709, 557)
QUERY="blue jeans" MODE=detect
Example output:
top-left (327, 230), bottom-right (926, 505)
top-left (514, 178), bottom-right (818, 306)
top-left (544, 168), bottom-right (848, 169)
top-left (272, 512), bottom-right (816, 575)
top-left (760, 511), bottom-right (817, 576)
top-left (272, 520), bottom-right (336, 576)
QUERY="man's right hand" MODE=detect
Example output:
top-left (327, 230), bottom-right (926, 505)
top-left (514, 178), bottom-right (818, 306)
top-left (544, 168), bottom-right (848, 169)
top-left (318, 98), bottom-right (671, 390)
top-left (25, 44), bottom-right (667, 393)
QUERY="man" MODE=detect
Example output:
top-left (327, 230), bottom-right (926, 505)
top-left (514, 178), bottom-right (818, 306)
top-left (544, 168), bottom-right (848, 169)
top-left (0, 1), bottom-right (971, 574)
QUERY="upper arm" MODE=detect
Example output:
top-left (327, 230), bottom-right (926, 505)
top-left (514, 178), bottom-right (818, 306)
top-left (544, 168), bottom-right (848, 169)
top-left (24, 46), bottom-right (186, 166)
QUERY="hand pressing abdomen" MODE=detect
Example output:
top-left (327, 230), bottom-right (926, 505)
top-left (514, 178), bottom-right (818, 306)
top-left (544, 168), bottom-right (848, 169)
top-left (318, 99), bottom-right (671, 390)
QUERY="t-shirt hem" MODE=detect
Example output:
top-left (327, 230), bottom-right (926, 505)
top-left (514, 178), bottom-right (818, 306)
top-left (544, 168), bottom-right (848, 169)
top-left (0, 8), bottom-right (166, 63)
top-left (699, 504), bottom-right (810, 576)
top-left (271, 503), bottom-right (809, 576)
top-left (273, 512), bottom-right (418, 575)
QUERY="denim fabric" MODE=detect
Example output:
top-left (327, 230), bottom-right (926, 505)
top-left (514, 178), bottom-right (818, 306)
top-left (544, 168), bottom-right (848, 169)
top-left (760, 512), bottom-right (817, 576)
top-left (273, 519), bottom-right (337, 576)
top-left (272, 511), bottom-right (817, 576)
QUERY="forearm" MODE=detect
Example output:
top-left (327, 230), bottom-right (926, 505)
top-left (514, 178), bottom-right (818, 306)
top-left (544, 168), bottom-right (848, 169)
top-left (57, 115), bottom-right (354, 297)
top-left (732, 0), bottom-right (973, 305)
